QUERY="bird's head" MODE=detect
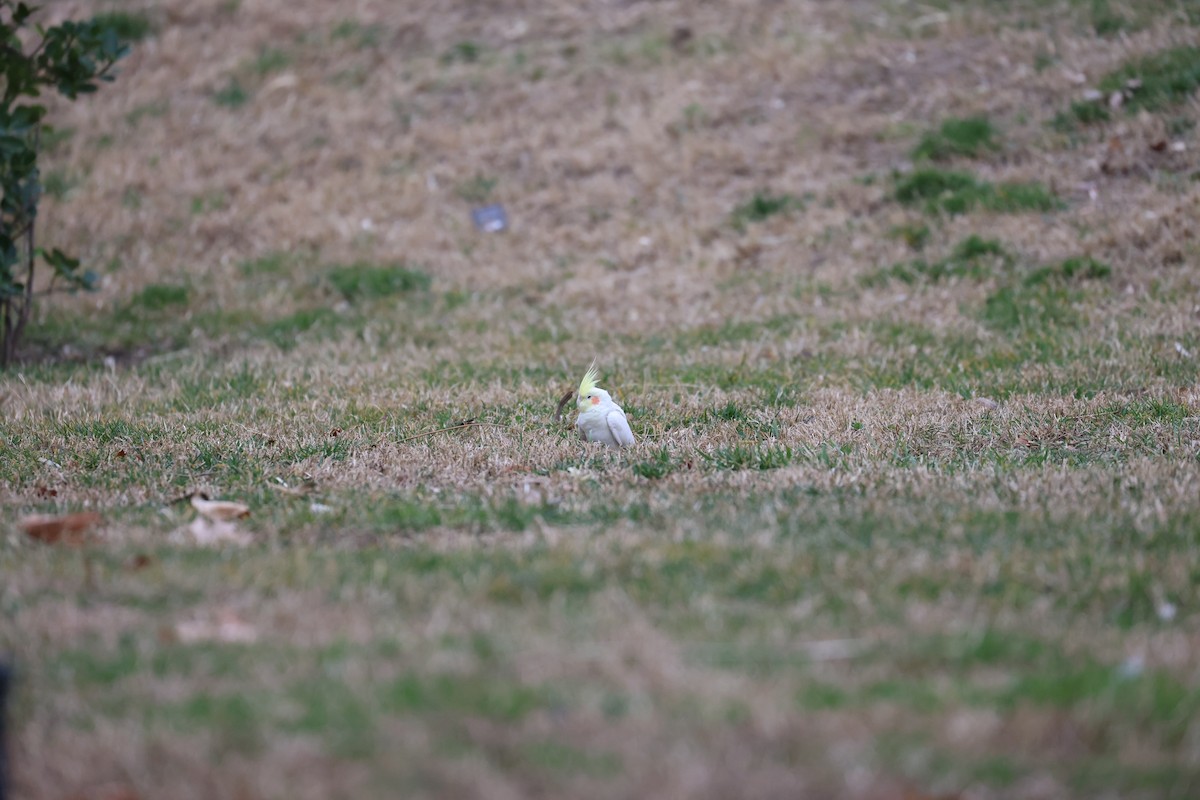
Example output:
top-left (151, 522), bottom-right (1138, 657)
top-left (576, 362), bottom-right (611, 411)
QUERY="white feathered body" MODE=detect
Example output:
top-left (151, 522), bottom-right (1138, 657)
top-left (576, 388), bottom-right (635, 447)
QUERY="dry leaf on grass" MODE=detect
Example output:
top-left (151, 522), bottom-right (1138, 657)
top-left (127, 553), bottom-right (154, 571)
top-left (19, 511), bottom-right (102, 545)
top-left (174, 609), bottom-right (258, 644)
top-left (172, 494), bottom-right (253, 546)
top-left (180, 516), bottom-right (252, 547)
top-left (190, 494), bottom-right (250, 521)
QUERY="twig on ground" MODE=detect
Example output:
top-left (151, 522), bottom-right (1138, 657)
top-left (393, 418), bottom-right (479, 445)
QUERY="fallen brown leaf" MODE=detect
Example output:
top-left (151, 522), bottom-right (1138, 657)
top-left (19, 511), bottom-right (102, 545)
top-left (182, 516), bottom-right (252, 547)
top-left (127, 553), bottom-right (154, 571)
top-left (670, 25), bottom-right (693, 50)
top-left (190, 495), bottom-right (251, 521)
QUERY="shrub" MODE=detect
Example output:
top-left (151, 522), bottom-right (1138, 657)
top-left (1, 2), bottom-right (131, 365)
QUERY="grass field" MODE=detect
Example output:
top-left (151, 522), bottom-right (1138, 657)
top-left (3, 0), bottom-right (1200, 797)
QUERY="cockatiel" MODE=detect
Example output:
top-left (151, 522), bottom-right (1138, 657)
top-left (575, 363), bottom-right (635, 447)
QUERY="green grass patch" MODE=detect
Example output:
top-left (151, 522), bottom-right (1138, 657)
top-left (441, 40), bottom-right (483, 65)
top-left (1001, 661), bottom-right (1200, 737)
top-left (857, 319), bottom-right (1130, 398)
top-left (327, 263), bottom-right (431, 301)
top-left (1099, 46), bottom-right (1200, 113)
top-left (790, 630), bottom-right (1200, 735)
top-left (981, 283), bottom-right (1082, 332)
top-left (90, 10), bottom-right (155, 42)
top-left (39, 125), bottom-right (75, 154)
top-left (41, 169), bottom-right (78, 200)
top-left (894, 169), bottom-right (1061, 215)
top-left (1059, 45), bottom-right (1200, 132)
top-left (1087, 0), bottom-right (1132, 36)
top-left (130, 283), bottom-right (190, 310)
top-left (286, 680), bottom-right (376, 757)
top-left (702, 444), bottom-right (794, 471)
top-left (912, 115), bottom-right (999, 161)
top-left (707, 401), bottom-right (748, 423)
top-left (51, 635), bottom-right (143, 687)
top-left (213, 79), bottom-right (249, 108)
top-left (895, 169), bottom-right (978, 209)
top-left (730, 191), bottom-right (804, 230)
top-left (1052, 101), bottom-right (1111, 132)
top-left (331, 19), bottom-right (384, 49)
top-left (259, 308), bottom-right (341, 349)
top-left (1101, 397), bottom-right (1192, 424)
top-left (521, 740), bottom-right (622, 778)
top-left (56, 417), bottom-right (166, 445)
top-left (953, 234), bottom-right (1006, 261)
top-left (21, 301), bottom-right (261, 361)
top-left (632, 447), bottom-right (679, 480)
top-left (456, 174), bottom-right (497, 204)
top-left (382, 673), bottom-right (554, 720)
top-left (985, 182), bottom-right (1062, 213)
top-left (888, 222), bottom-right (931, 251)
top-left (862, 235), bottom-right (1009, 287)
top-left (190, 191), bottom-right (227, 215)
top-left (1024, 256), bottom-right (1111, 287)
top-left (125, 100), bottom-right (169, 127)
top-left (239, 251), bottom-right (296, 277)
top-left (675, 317), bottom-right (792, 348)
top-left (365, 492), bottom-right (653, 538)
top-left (252, 48), bottom-right (290, 75)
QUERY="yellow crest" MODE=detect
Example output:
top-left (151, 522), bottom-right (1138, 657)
top-left (578, 361), bottom-right (599, 398)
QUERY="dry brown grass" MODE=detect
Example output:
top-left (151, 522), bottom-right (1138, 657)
top-left (3, 0), bottom-right (1200, 798)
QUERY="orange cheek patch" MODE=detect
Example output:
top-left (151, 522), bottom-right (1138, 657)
top-left (591, 396), bottom-right (600, 405)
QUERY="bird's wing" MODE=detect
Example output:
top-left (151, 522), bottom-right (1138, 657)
top-left (605, 408), bottom-right (635, 447)
top-left (577, 409), bottom-right (613, 444)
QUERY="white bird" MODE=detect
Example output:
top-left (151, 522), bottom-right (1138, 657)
top-left (574, 363), bottom-right (635, 447)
